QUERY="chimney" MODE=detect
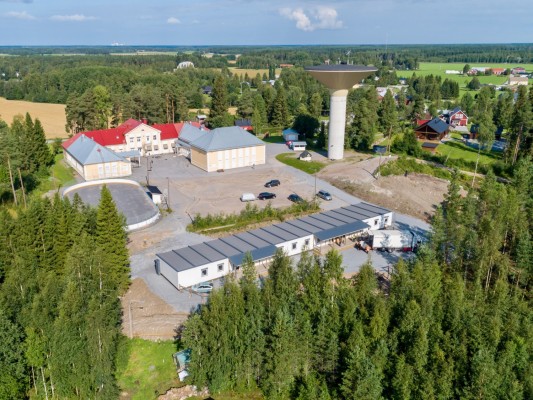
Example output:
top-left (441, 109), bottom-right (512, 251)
top-left (141, 118), bottom-right (148, 124)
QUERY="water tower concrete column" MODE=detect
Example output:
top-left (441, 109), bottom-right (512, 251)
top-left (304, 64), bottom-right (377, 160)
top-left (328, 88), bottom-right (349, 160)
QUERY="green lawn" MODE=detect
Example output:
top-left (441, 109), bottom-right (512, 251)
top-left (32, 153), bottom-right (76, 198)
top-left (436, 140), bottom-right (499, 166)
top-left (275, 152), bottom-right (326, 174)
top-left (117, 338), bottom-right (182, 400)
top-left (402, 62), bottom-right (532, 97)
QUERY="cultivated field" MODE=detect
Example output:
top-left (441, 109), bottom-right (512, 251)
top-left (407, 62), bottom-right (533, 90)
top-left (0, 97), bottom-right (67, 138)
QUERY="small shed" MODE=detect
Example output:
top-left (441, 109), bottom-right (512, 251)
top-left (282, 128), bottom-right (299, 142)
top-left (299, 150), bottom-right (312, 162)
top-left (421, 142), bottom-right (439, 153)
top-left (146, 185), bottom-right (163, 204)
top-left (292, 141), bottom-right (307, 151)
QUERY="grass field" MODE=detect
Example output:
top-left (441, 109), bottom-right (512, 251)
top-left (0, 97), bottom-right (67, 138)
top-left (117, 338), bottom-right (182, 400)
top-left (275, 152), bottom-right (326, 174)
top-left (31, 154), bottom-right (76, 198)
top-left (406, 62), bottom-right (532, 96)
top-left (436, 140), bottom-right (498, 165)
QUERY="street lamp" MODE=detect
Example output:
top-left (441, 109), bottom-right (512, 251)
top-left (167, 177), bottom-right (170, 210)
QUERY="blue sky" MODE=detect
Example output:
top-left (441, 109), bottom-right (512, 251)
top-left (0, 0), bottom-right (532, 45)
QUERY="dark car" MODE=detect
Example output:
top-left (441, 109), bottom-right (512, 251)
top-left (316, 190), bottom-right (332, 201)
top-left (258, 192), bottom-right (276, 200)
top-left (264, 179), bottom-right (281, 188)
top-left (288, 194), bottom-right (304, 203)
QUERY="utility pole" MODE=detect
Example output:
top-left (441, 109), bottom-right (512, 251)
top-left (7, 156), bottom-right (17, 206)
top-left (167, 177), bottom-right (170, 210)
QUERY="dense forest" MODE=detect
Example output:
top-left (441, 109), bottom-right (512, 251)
top-left (0, 112), bottom-right (130, 398)
top-left (182, 163), bottom-right (533, 399)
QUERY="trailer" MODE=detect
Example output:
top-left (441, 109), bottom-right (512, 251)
top-left (370, 230), bottom-right (417, 252)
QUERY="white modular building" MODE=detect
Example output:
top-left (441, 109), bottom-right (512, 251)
top-left (156, 202), bottom-right (393, 289)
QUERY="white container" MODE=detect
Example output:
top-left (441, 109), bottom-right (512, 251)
top-left (240, 193), bottom-right (256, 202)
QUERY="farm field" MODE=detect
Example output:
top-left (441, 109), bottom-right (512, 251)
top-left (404, 62), bottom-right (533, 89)
top-left (0, 97), bottom-right (67, 138)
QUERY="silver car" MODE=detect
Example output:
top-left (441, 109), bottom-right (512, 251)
top-left (317, 190), bottom-right (332, 201)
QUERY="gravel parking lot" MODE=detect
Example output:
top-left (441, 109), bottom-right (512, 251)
top-left (123, 142), bottom-right (430, 320)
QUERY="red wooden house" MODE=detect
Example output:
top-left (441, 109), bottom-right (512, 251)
top-left (440, 107), bottom-right (468, 127)
top-left (414, 118), bottom-right (450, 141)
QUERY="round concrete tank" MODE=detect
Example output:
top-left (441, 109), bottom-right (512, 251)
top-left (305, 64), bottom-right (377, 160)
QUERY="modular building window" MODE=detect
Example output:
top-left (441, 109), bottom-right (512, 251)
top-left (201, 268), bottom-right (208, 277)
top-left (292, 242), bottom-right (297, 250)
top-left (217, 263), bottom-right (224, 272)
top-left (305, 239), bottom-right (310, 247)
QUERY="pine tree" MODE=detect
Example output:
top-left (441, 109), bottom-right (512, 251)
top-left (0, 307), bottom-right (27, 399)
top-left (269, 86), bottom-right (290, 129)
top-left (210, 75), bottom-right (229, 120)
top-left (95, 185), bottom-right (129, 293)
top-left (379, 90), bottom-right (398, 153)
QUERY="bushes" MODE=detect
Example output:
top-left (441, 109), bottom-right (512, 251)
top-left (188, 201), bottom-right (320, 233)
top-left (379, 155), bottom-right (453, 181)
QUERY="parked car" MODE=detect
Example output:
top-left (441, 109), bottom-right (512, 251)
top-left (288, 194), bottom-right (304, 203)
top-left (258, 192), bottom-right (276, 200)
top-left (240, 193), bottom-right (256, 202)
top-left (316, 190), bottom-right (332, 201)
top-left (192, 283), bottom-right (213, 293)
top-left (264, 179), bottom-right (281, 188)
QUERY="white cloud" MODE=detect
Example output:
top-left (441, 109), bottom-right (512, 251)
top-left (280, 6), bottom-right (343, 32)
top-left (50, 14), bottom-right (96, 22)
top-left (167, 17), bottom-right (181, 24)
top-left (4, 10), bottom-right (36, 20)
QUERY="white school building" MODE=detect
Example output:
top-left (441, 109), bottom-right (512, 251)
top-left (155, 202), bottom-right (393, 289)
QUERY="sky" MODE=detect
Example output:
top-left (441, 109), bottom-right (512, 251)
top-left (0, 0), bottom-right (532, 46)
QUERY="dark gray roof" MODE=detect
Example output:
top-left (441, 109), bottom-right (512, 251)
top-left (315, 221), bottom-right (369, 242)
top-left (305, 65), bottom-right (377, 72)
top-left (422, 142), bottom-right (439, 149)
top-left (204, 239), bottom-right (241, 257)
top-left (234, 232), bottom-right (272, 249)
top-left (321, 210), bottom-right (359, 224)
top-left (146, 185), bottom-right (162, 194)
top-left (261, 225), bottom-right (299, 241)
top-left (275, 221), bottom-right (313, 237)
top-left (285, 219), bottom-right (324, 234)
top-left (229, 245), bottom-right (278, 267)
top-left (219, 236), bottom-right (257, 253)
top-left (157, 250), bottom-right (195, 272)
top-left (298, 215), bottom-right (334, 230)
top-left (191, 126), bottom-right (264, 152)
top-left (417, 118), bottom-right (449, 134)
top-left (188, 243), bottom-right (226, 263)
top-left (157, 202), bottom-right (392, 273)
top-left (248, 228), bottom-right (286, 245)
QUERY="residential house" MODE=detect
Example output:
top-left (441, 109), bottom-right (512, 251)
top-left (234, 118), bottom-right (253, 131)
top-left (414, 118), bottom-right (450, 141)
top-left (440, 107), bottom-right (468, 127)
top-left (507, 76), bottom-right (529, 86)
top-left (282, 128), bottom-right (299, 142)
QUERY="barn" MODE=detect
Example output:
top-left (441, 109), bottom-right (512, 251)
top-left (156, 202), bottom-right (393, 289)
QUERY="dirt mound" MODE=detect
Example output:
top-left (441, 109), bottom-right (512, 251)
top-left (121, 279), bottom-right (189, 340)
top-left (158, 386), bottom-right (209, 400)
top-left (325, 173), bottom-right (450, 222)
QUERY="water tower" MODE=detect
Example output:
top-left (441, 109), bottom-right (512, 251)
top-left (305, 64), bottom-right (377, 160)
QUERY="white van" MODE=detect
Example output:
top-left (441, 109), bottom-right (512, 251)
top-left (240, 193), bottom-right (256, 202)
